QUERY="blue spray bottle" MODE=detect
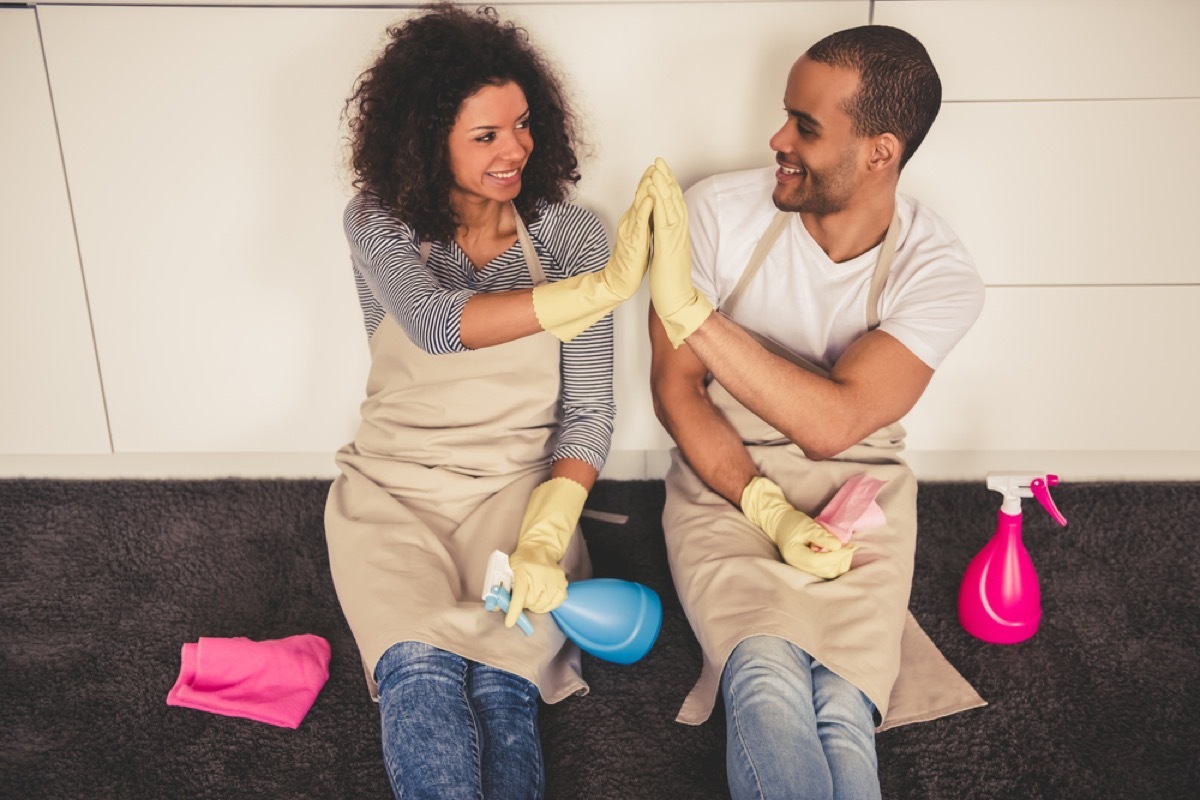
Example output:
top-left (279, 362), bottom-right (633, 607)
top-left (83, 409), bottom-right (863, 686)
top-left (481, 550), bottom-right (663, 665)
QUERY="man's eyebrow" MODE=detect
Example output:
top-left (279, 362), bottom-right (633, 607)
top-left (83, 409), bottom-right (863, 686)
top-left (787, 109), bottom-right (822, 130)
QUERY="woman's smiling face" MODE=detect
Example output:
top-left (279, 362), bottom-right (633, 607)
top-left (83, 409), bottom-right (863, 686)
top-left (447, 81), bottom-right (534, 209)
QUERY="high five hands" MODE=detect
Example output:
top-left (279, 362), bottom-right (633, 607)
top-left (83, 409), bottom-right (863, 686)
top-left (643, 157), bottom-right (714, 348)
top-left (531, 156), bottom-right (713, 346)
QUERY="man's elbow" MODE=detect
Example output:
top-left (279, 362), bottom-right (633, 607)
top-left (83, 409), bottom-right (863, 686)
top-left (785, 420), bottom-right (863, 462)
top-left (798, 438), bottom-right (844, 462)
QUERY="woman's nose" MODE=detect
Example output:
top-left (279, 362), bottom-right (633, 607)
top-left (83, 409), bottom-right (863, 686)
top-left (502, 131), bottom-right (531, 161)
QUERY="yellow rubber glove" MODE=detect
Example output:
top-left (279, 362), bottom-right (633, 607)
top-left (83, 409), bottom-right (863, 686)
top-left (506, 477), bottom-right (588, 627)
top-left (647, 157), bottom-right (713, 348)
top-left (740, 476), bottom-right (856, 580)
top-left (531, 168), bottom-right (655, 342)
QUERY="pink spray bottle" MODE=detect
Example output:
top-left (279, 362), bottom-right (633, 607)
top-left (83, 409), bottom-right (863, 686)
top-left (958, 472), bottom-right (1067, 644)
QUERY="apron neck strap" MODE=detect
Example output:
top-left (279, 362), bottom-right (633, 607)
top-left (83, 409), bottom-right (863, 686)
top-left (865, 207), bottom-right (902, 330)
top-left (417, 202), bottom-right (547, 286)
top-left (511, 204), bottom-right (548, 286)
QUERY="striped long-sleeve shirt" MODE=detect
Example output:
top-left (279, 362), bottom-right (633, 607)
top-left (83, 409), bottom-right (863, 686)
top-left (344, 193), bottom-right (616, 472)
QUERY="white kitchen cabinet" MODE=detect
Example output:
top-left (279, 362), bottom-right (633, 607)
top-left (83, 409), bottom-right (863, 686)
top-left (0, 8), bottom-right (110, 456)
top-left (900, 99), bottom-right (1200, 286)
top-left (902, 285), bottom-right (1200, 453)
top-left (875, 0), bottom-right (1200, 101)
top-left (38, 5), bottom-right (390, 453)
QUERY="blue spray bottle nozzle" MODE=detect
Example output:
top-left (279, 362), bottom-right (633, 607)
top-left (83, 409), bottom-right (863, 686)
top-left (483, 584), bottom-right (535, 636)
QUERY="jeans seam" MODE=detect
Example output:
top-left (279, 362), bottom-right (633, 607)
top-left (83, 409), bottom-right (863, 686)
top-left (527, 684), bottom-right (544, 800)
top-left (726, 671), bottom-right (767, 800)
top-left (461, 658), bottom-right (484, 800)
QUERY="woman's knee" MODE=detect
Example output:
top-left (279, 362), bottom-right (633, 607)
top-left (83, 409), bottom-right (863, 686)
top-left (469, 663), bottom-right (539, 707)
top-left (375, 641), bottom-right (465, 688)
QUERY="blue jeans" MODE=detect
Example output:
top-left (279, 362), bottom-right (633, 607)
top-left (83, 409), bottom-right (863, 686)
top-left (375, 641), bottom-right (544, 800)
top-left (721, 636), bottom-right (881, 800)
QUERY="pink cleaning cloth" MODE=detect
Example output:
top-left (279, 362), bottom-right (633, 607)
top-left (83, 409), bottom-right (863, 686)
top-left (815, 473), bottom-right (889, 544)
top-left (166, 634), bottom-right (330, 729)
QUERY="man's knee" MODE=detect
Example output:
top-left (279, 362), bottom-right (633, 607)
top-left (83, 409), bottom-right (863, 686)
top-left (723, 635), bottom-right (813, 697)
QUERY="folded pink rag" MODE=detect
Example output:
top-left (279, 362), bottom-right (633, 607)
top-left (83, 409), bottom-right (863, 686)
top-left (815, 473), bottom-right (889, 544)
top-left (166, 634), bottom-right (330, 729)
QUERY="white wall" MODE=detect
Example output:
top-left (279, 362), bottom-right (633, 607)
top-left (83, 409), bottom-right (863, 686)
top-left (2, 0), bottom-right (1197, 481)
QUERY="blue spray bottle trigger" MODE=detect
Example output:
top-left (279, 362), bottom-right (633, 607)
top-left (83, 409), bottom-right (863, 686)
top-left (483, 585), bottom-right (535, 636)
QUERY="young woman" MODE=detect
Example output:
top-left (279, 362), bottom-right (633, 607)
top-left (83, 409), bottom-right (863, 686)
top-left (324, 4), bottom-right (651, 798)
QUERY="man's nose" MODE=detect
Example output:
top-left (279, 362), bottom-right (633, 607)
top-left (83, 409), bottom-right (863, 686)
top-left (768, 124), bottom-right (791, 155)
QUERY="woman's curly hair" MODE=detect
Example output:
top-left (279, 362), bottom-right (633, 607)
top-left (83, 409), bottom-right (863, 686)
top-left (345, 3), bottom-right (582, 242)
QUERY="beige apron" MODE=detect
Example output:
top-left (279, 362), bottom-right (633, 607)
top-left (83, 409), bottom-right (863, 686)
top-left (325, 210), bottom-right (590, 702)
top-left (664, 208), bottom-right (984, 730)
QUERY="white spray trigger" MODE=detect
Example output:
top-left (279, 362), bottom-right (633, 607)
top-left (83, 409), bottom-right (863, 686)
top-left (481, 549), bottom-right (515, 601)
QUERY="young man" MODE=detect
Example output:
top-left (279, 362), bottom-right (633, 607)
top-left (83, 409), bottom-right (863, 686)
top-left (645, 25), bottom-right (986, 800)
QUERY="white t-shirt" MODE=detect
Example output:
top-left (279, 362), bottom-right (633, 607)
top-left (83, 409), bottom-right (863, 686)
top-left (686, 167), bottom-right (984, 370)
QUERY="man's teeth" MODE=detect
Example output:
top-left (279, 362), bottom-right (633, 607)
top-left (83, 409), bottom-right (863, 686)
top-left (780, 165), bottom-right (802, 175)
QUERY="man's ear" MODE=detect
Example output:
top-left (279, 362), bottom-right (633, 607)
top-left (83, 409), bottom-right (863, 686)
top-left (867, 133), bottom-right (902, 173)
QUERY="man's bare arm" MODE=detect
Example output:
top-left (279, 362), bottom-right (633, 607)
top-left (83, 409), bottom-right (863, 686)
top-left (684, 312), bottom-right (933, 460)
top-left (649, 307), bottom-right (758, 505)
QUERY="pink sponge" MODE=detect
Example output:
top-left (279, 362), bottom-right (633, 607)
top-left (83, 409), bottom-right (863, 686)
top-left (815, 473), bottom-right (888, 544)
top-left (167, 634), bottom-right (330, 729)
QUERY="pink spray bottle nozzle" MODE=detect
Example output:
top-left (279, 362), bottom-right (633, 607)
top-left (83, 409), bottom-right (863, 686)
top-left (985, 472), bottom-right (1068, 527)
top-left (1030, 475), bottom-right (1068, 526)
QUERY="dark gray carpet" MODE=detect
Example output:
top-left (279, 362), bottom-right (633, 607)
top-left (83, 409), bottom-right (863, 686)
top-left (2, 478), bottom-right (1198, 799)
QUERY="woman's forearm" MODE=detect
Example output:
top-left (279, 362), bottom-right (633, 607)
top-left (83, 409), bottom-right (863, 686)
top-left (458, 289), bottom-right (543, 349)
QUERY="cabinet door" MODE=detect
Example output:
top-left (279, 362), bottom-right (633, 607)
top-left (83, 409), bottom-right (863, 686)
top-left (899, 99), bottom-right (1200, 286)
top-left (39, 5), bottom-right (390, 453)
top-left (0, 8), bottom-right (109, 456)
top-left (875, 0), bottom-right (1200, 101)
top-left (902, 286), bottom-right (1200, 453)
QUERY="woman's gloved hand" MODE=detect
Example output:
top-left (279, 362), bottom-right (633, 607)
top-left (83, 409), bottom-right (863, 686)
top-left (531, 167), bottom-right (655, 342)
top-left (740, 476), bottom-right (856, 580)
top-left (646, 157), bottom-right (714, 348)
top-left (506, 477), bottom-right (588, 627)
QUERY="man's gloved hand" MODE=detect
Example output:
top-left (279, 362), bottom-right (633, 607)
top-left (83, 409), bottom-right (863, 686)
top-left (646, 157), bottom-right (714, 348)
top-left (506, 477), bottom-right (588, 627)
top-left (531, 167), bottom-right (655, 342)
top-left (740, 476), bottom-right (856, 580)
